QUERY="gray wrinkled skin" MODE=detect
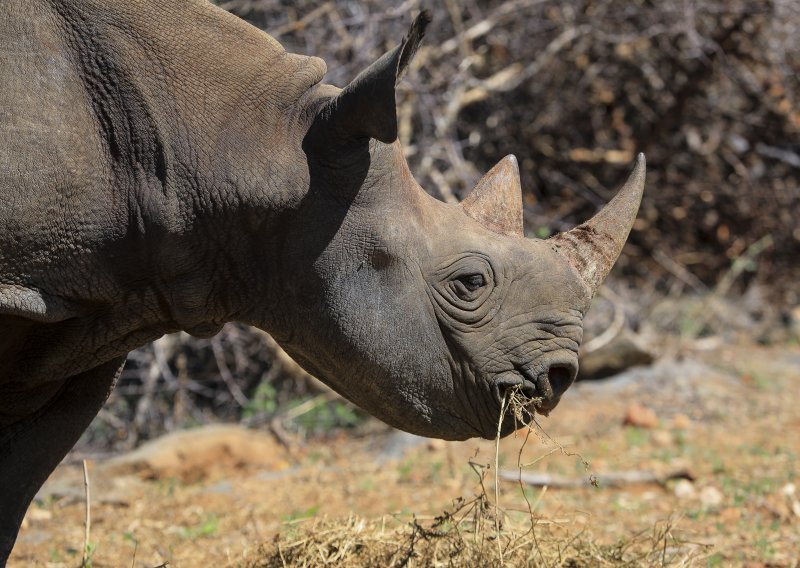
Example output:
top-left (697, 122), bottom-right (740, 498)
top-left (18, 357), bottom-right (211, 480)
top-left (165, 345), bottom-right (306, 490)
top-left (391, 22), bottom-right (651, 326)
top-left (0, 1), bottom-right (643, 561)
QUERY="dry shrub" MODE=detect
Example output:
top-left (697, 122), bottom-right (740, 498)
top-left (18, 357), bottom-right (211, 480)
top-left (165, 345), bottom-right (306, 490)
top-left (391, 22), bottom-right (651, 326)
top-left (78, 325), bottom-right (367, 453)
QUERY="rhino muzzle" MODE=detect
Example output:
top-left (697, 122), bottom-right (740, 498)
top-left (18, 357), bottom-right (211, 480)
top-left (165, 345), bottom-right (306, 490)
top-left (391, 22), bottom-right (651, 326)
top-left (492, 354), bottom-right (578, 417)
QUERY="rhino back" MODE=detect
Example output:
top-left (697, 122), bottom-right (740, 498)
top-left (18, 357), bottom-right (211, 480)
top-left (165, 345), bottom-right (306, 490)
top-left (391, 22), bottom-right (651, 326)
top-left (1, 0), bottom-right (326, 293)
top-left (1, 0), bottom-right (327, 380)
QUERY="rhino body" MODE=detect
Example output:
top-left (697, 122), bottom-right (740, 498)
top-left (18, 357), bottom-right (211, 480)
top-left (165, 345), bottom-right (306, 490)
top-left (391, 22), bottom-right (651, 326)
top-left (0, 0), bottom-right (644, 561)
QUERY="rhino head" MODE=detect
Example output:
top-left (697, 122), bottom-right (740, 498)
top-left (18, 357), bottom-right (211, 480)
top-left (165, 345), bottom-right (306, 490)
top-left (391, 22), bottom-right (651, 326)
top-left (272, 12), bottom-right (645, 440)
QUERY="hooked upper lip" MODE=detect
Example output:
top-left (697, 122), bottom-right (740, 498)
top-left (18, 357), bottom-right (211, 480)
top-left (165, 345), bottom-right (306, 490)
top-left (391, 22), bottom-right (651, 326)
top-left (492, 369), bottom-right (540, 409)
top-left (492, 359), bottom-right (576, 417)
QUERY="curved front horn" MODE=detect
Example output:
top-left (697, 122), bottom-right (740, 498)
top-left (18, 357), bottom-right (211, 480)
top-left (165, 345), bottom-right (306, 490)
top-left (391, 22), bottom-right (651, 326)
top-left (551, 153), bottom-right (646, 294)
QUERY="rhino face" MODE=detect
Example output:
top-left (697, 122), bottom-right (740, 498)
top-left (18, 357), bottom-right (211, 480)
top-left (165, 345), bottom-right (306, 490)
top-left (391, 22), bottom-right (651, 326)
top-left (422, 237), bottom-right (588, 425)
top-left (284, 12), bottom-right (645, 440)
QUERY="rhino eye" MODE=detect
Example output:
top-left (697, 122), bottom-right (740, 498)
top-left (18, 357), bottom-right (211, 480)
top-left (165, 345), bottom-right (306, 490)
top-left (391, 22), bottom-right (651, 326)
top-left (455, 274), bottom-right (486, 294)
top-left (431, 254), bottom-right (496, 320)
top-left (449, 270), bottom-right (490, 303)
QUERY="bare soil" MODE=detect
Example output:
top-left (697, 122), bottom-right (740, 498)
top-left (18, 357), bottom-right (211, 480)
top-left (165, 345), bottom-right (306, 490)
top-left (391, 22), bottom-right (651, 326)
top-left (9, 341), bottom-right (800, 567)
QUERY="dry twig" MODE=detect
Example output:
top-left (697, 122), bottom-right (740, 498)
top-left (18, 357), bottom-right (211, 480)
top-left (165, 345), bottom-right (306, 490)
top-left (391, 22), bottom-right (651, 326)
top-left (81, 459), bottom-right (91, 568)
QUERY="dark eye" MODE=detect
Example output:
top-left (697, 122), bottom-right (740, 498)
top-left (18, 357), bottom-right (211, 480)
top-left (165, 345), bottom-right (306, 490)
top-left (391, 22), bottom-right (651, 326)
top-left (431, 254), bottom-right (495, 319)
top-left (459, 274), bottom-right (486, 292)
top-left (451, 273), bottom-right (487, 301)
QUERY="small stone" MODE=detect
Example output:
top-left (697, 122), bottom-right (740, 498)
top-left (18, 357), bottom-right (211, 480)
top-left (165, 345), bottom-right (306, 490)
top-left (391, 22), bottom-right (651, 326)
top-left (651, 430), bottom-right (673, 447)
top-left (672, 414), bottom-right (692, 430)
top-left (673, 479), bottom-right (696, 499)
top-left (789, 306), bottom-right (800, 340)
top-left (718, 507), bottom-right (741, 523)
top-left (574, 513), bottom-right (589, 524)
top-left (623, 403), bottom-right (659, 429)
top-left (782, 483), bottom-right (800, 518)
top-left (700, 486), bottom-right (724, 508)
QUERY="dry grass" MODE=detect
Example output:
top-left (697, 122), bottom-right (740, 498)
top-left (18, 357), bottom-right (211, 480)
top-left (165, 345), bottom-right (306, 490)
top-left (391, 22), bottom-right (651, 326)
top-left (248, 498), bottom-right (707, 567)
top-left (248, 388), bottom-right (709, 568)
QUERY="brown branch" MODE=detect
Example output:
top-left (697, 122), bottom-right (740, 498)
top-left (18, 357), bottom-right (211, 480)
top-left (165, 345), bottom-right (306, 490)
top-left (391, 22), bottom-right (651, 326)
top-left (500, 468), bottom-right (695, 489)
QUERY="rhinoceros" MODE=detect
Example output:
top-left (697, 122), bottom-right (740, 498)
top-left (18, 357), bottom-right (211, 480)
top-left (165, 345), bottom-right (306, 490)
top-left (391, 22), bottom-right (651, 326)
top-left (0, 0), bottom-right (645, 560)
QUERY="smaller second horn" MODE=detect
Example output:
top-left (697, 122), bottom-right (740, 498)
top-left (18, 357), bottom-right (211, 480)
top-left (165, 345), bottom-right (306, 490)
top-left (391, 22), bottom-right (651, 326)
top-left (461, 155), bottom-right (524, 238)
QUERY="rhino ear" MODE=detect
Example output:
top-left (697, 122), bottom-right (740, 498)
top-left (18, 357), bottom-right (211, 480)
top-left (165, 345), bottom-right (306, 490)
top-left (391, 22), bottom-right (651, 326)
top-left (461, 155), bottom-right (524, 237)
top-left (310, 11), bottom-right (431, 146)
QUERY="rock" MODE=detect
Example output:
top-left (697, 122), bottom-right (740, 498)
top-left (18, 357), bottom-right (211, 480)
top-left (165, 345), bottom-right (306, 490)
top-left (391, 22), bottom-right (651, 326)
top-left (20, 507), bottom-right (53, 531)
top-left (781, 483), bottom-right (800, 518)
top-left (651, 430), bottom-right (673, 446)
top-left (673, 479), bottom-right (696, 499)
top-left (374, 430), bottom-right (428, 462)
top-left (26, 509), bottom-right (52, 522)
top-left (103, 424), bottom-right (289, 482)
top-left (790, 306), bottom-right (800, 340)
top-left (718, 507), bottom-right (741, 523)
top-left (623, 403), bottom-right (659, 429)
top-left (578, 331), bottom-right (656, 381)
top-left (699, 486), bottom-right (724, 508)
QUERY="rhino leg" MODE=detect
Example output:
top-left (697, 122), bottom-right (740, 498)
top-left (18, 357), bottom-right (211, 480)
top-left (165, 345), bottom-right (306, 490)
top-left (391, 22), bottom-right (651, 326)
top-left (0, 357), bottom-right (125, 565)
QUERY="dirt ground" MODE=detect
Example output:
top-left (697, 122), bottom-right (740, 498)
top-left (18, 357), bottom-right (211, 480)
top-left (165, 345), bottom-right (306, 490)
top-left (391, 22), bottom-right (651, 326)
top-left (9, 340), bottom-right (800, 567)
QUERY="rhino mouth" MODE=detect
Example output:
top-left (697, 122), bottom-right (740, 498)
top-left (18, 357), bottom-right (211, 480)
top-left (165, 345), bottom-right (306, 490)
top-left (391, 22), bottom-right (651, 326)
top-left (492, 359), bottom-right (577, 423)
top-left (491, 373), bottom-right (540, 428)
top-left (493, 374), bottom-right (537, 403)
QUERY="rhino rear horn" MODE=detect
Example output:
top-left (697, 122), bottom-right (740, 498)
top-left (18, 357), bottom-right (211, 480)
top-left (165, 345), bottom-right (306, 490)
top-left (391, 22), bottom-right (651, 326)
top-left (551, 153), bottom-right (646, 294)
top-left (461, 155), bottom-right (524, 237)
top-left (310, 11), bottom-right (431, 146)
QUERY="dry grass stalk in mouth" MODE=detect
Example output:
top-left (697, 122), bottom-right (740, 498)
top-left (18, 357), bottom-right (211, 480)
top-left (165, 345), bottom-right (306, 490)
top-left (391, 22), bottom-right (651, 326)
top-left (503, 386), bottom-right (597, 486)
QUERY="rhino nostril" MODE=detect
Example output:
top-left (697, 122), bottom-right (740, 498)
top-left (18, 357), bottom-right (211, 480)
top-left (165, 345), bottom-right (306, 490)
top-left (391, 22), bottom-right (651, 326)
top-left (548, 365), bottom-right (576, 398)
top-left (519, 381), bottom-right (537, 400)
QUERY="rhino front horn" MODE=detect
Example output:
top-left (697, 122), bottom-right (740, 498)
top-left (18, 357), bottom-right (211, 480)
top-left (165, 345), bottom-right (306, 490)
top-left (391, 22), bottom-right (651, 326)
top-left (551, 153), bottom-right (646, 294)
top-left (461, 155), bottom-right (524, 237)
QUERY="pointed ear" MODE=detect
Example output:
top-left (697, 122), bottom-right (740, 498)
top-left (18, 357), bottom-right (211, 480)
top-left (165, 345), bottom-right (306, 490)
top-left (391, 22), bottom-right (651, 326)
top-left (309, 11), bottom-right (431, 147)
top-left (461, 155), bottom-right (524, 237)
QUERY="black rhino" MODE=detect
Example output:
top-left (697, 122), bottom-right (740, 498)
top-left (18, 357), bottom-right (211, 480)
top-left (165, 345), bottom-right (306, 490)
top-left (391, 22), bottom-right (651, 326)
top-left (0, 1), bottom-right (644, 561)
